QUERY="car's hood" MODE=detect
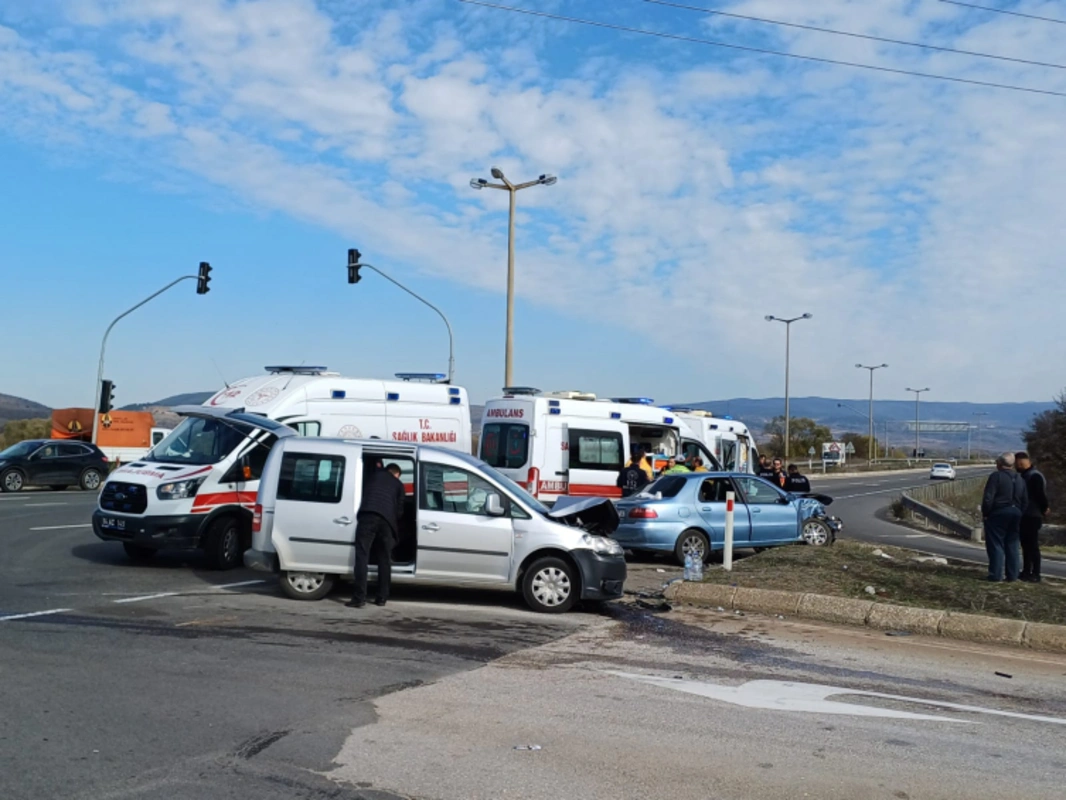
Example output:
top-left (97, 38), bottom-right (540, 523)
top-left (547, 496), bottom-right (620, 536)
top-left (795, 492), bottom-right (834, 506)
top-left (107, 463), bottom-right (215, 486)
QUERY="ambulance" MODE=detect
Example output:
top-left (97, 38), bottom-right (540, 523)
top-left (477, 389), bottom-right (754, 505)
top-left (92, 366), bottom-right (472, 569)
top-left (669, 409), bottom-right (757, 474)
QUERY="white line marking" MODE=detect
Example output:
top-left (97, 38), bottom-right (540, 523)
top-left (213, 579), bottom-right (266, 590)
top-left (22, 502), bottom-right (69, 507)
top-left (28, 523), bottom-right (93, 531)
top-left (113, 592), bottom-right (179, 604)
top-left (0, 608), bottom-right (72, 621)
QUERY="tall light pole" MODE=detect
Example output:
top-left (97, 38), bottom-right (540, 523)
top-left (470, 168), bottom-right (557, 389)
top-left (856, 363), bottom-right (888, 464)
top-left (765, 313), bottom-right (812, 459)
top-left (347, 249), bottom-right (455, 384)
top-left (91, 263), bottom-right (213, 444)
top-left (972, 411), bottom-right (989, 460)
top-left (905, 387), bottom-right (931, 459)
top-left (837, 402), bottom-right (892, 460)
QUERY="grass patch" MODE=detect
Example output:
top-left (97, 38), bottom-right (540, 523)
top-left (704, 540), bottom-right (1066, 625)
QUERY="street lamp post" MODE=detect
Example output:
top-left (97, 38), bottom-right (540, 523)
top-left (971, 411), bottom-right (989, 460)
top-left (91, 263), bottom-right (213, 445)
top-left (856, 363), bottom-right (888, 464)
top-left (837, 402), bottom-right (891, 460)
top-left (347, 249), bottom-right (455, 384)
top-left (905, 387), bottom-right (931, 460)
top-left (470, 168), bottom-right (557, 389)
top-left (765, 313), bottom-right (812, 459)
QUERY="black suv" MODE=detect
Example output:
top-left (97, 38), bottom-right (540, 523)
top-left (0, 440), bottom-right (109, 492)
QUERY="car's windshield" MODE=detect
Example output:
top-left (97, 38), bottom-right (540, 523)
top-left (476, 461), bottom-right (551, 516)
top-left (934, 463), bottom-right (952, 469)
top-left (145, 416), bottom-right (247, 465)
top-left (0, 441), bottom-right (39, 459)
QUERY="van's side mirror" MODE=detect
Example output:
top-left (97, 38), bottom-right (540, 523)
top-left (485, 493), bottom-right (506, 517)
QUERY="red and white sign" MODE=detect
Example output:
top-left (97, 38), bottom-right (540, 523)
top-left (485, 407), bottom-right (525, 419)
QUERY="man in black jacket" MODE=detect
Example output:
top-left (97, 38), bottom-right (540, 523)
top-left (349, 463), bottom-right (405, 608)
top-left (785, 464), bottom-right (811, 493)
top-left (617, 448), bottom-right (650, 497)
top-left (1016, 451), bottom-right (1050, 583)
top-left (981, 453), bottom-right (1028, 583)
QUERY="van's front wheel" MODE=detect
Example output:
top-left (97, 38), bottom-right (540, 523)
top-left (204, 516), bottom-right (244, 570)
top-left (280, 571), bottom-right (334, 601)
top-left (522, 556), bottom-right (577, 614)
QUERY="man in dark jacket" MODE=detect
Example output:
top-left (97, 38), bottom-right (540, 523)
top-left (785, 464), bottom-right (811, 493)
top-left (981, 453), bottom-right (1028, 582)
top-left (769, 458), bottom-right (788, 489)
top-left (617, 448), bottom-right (651, 497)
top-left (349, 463), bottom-right (405, 608)
top-left (1016, 451), bottom-right (1050, 583)
top-left (757, 456), bottom-right (775, 480)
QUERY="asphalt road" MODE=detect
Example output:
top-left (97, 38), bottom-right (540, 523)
top-left (810, 467), bottom-right (1066, 579)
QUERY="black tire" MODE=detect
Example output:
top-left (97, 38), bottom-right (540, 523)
top-left (204, 516), bottom-right (245, 570)
top-left (279, 571), bottom-right (334, 601)
top-left (801, 518), bottom-right (833, 546)
top-left (123, 543), bottom-right (157, 561)
top-left (1, 469), bottom-right (25, 493)
top-left (521, 556), bottom-right (578, 614)
top-left (674, 528), bottom-right (709, 566)
top-left (79, 468), bottom-right (103, 492)
top-left (51, 485), bottom-right (68, 491)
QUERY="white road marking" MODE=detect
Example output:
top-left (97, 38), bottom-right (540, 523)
top-left (213, 579), bottom-right (266, 590)
top-left (28, 523), bottom-right (92, 531)
top-left (112, 592), bottom-right (179, 604)
top-left (21, 502), bottom-right (69, 507)
top-left (0, 608), bottom-right (72, 622)
top-left (612, 673), bottom-right (1066, 726)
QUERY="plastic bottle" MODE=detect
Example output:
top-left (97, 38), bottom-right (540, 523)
top-left (693, 554), bottom-right (704, 581)
top-left (683, 553), bottom-right (693, 581)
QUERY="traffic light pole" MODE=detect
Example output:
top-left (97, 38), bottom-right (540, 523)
top-left (91, 274), bottom-right (199, 444)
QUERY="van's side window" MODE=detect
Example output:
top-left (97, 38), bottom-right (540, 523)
top-left (568, 429), bottom-right (623, 471)
top-left (420, 463), bottom-right (499, 517)
top-left (277, 453), bottom-right (345, 503)
top-left (287, 421), bottom-right (322, 437)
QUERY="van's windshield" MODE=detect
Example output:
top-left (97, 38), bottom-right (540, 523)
top-left (146, 416), bottom-right (247, 466)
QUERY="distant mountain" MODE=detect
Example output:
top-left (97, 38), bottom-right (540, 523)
top-left (670, 396), bottom-right (1053, 455)
top-left (0, 393), bottom-right (52, 427)
top-left (121, 391), bottom-right (214, 411)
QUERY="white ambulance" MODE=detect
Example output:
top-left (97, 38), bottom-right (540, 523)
top-left (92, 367), bottom-right (472, 569)
top-left (478, 389), bottom-right (748, 505)
top-left (669, 409), bottom-right (757, 474)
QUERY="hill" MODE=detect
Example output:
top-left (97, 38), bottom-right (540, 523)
top-left (0, 393), bottom-right (52, 427)
top-left (121, 391), bottom-right (214, 411)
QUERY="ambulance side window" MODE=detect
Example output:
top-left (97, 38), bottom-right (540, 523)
top-left (288, 421), bottom-right (322, 437)
top-left (568, 429), bottom-right (623, 471)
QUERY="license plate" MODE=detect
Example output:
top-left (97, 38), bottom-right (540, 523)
top-left (101, 517), bottom-right (126, 531)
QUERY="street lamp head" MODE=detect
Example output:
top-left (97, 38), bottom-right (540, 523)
top-left (469, 178), bottom-right (486, 190)
top-left (538, 173), bottom-right (558, 186)
top-left (802, 312), bottom-right (813, 319)
top-left (881, 363), bottom-right (889, 368)
top-left (764, 315), bottom-right (775, 322)
top-left (855, 364), bottom-right (863, 369)
top-left (490, 166), bottom-right (505, 180)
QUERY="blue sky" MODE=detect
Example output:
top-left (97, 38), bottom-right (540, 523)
top-left (1, 0), bottom-right (1064, 409)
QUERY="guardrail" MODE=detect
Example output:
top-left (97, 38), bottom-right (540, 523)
top-left (899, 476), bottom-right (984, 542)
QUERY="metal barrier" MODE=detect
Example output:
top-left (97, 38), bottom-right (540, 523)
top-left (899, 476), bottom-right (984, 542)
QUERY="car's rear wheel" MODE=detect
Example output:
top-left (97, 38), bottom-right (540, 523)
top-left (204, 516), bottom-right (244, 570)
top-left (79, 468), bottom-right (103, 491)
top-left (802, 518), bottom-right (832, 546)
top-left (522, 556), bottom-right (578, 613)
top-left (674, 528), bottom-right (710, 566)
top-left (123, 543), bottom-right (156, 561)
top-left (280, 571), bottom-right (334, 601)
top-left (1, 469), bottom-right (24, 493)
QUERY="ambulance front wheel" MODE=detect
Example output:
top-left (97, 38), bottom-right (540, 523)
top-left (205, 516), bottom-right (244, 570)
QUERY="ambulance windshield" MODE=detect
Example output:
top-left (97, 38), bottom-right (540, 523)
top-left (146, 416), bottom-right (246, 466)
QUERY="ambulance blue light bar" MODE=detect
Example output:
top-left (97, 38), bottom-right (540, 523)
top-left (612, 397), bottom-right (655, 405)
top-left (395, 372), bottom-right (446, 383)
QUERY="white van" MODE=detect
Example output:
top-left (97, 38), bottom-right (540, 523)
top-left (92, 367), bottom-right (472, 569)
top-left (478, 390), bottom-right (744, 504)
top-left (671, 410), bottom-right (757, 474)
top-left (244, 414), bottom-right (626, 614)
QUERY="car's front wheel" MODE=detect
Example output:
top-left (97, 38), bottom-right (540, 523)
top-left (204, 516), bottom-right (244, 570)
top-left (522, 556), bottom-right (577, 613)
top-left (280, 571), bottom-right (334, 601)
top-left (674, 528), bottom-right (709, 566)
top-left (1, 469), bottom-right (24, 493)
top-left (802, 518), bottom-right (833, 546)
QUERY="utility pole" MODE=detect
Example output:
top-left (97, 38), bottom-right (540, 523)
top-left (905, 387), bottom-right (930, 460)
top-left (470, 168), bottom-right (557, 389)
top-left (765, 313), bottom-right (812, 459)
top-left (856, 363), bottom-right (888, 464)
top-left (972, 411), bottom-right (989, 460)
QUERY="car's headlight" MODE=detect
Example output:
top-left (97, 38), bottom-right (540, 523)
top-left (156, 476), bottom-right (207, 500)
top-left (581, 534), bottom-right (624, 557)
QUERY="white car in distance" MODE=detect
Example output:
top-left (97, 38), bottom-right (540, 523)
top-left (929, 462), bottom-right (957, 481)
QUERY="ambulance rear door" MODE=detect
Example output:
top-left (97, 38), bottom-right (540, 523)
top-left (561, 420), bottom-right (628, 499)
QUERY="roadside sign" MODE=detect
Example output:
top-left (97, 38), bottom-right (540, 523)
top-left (845, 442), bottom-right (856, 455)
top-left (807, 446), bottom-right (815, 456)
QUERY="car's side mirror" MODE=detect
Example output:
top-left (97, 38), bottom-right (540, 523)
top-left (485, 493), bottom-right (506, 517)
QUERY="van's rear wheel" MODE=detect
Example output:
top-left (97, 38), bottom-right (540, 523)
top-left (521, 556), bottom-right (577, 614)
top-left (280, 571), bottom-right (334, 601)
top-left (205, 516), bottom-right (244, 570)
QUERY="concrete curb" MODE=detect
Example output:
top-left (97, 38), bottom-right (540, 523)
top-left (664, 581), bottom-right (1066, 653)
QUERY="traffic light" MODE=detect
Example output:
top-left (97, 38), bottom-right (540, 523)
top-left (196, 261), bottom-right (212, 295)
top-left (99, 379), bottom-right (116, 414)
top-left (347, 248), bottom-right (362, 284)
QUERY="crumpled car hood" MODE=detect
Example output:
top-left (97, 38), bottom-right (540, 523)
top-left (547, 496), bottom-right (620, 536)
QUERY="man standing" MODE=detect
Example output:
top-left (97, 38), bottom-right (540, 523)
top-left (769, 458), bottom-right (788, 489)
top-left (785, 464), bottom-right (811, 493)
top-left (757, 456), bottom-right (775, 480)
top-left (663, 456), bottom-right (690, 475)
top-left (1016, 451), bottom-right (1050, 583)
top-left (617, 450), bottom-right (650, 497)
top-left (625, 446), bottom-right (654, 482)
top-left (349, 462), bottom-right (405, 608)
top-left (981, 453), bottom-right (1028, 583)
